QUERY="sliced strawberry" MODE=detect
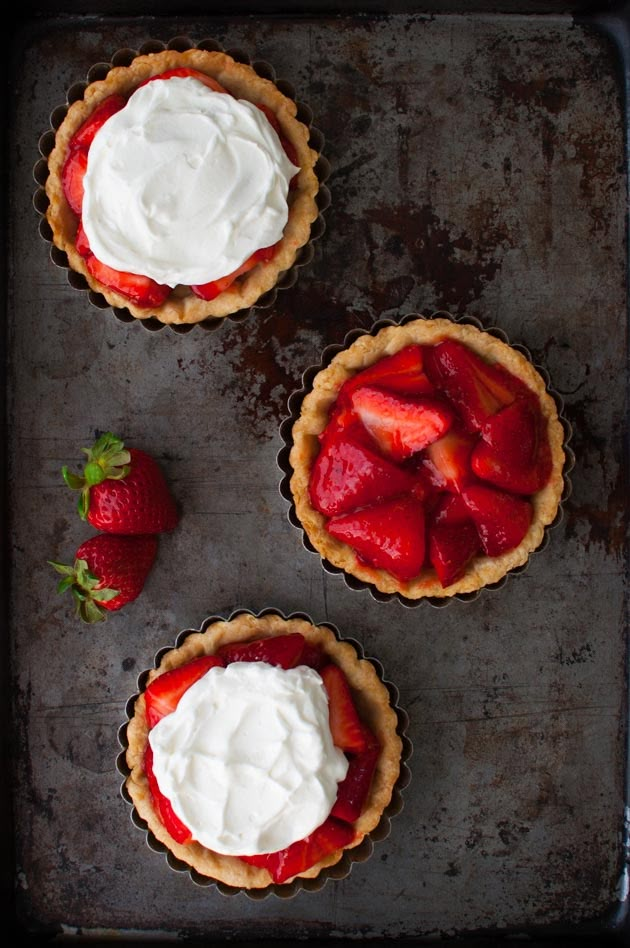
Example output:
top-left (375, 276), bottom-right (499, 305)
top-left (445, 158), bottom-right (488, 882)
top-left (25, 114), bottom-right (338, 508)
top-left (327, 495), bottom-right (426, 581)
top-left (425, 339), bottom-right (520, 431)
top-left (85, 255), bottom-right (171, 308)
top-left (217, 633), bottom-right (306, 669)
top-left (428, 521), bottom-right (482, 587)
top-left (297, 641), bottom-right (327, 671)
top-left (351, 386), bottom-right (453, 462)
top-left (257, 103), bottom-right (282, 136)
top-left (461, 484), bottom-right (533, 557)
top-left (320, 663), bottom-right (374, 754)
top-left (139, 67), bottom-right (229, 95)
top-left (309, 426), bottom-right (416, 518)
top-left (421, 425), bottom-right (476, 493)
top-left (190, 251), bottom-right (262, 301)
top-left (144, 654), bottom-right (225, 728)
top-left (75, 219), bottom-right (91, 258)
top-left (145, 743), bottom-right (192, 844)
top-left (430, 492), bottom-right (472, 527)
top-left (338, 345), bottom-right (435, 406)
top-left (471, 397), bottom-right (552, 495)
top-left (61, 147), bottom-right (88, 216)
top-left (241, 817), bottom-right (355, 883)
top-left (331, 743), bottom-right (380, 824)
top-left (70, 94), bottom-right (126, 151)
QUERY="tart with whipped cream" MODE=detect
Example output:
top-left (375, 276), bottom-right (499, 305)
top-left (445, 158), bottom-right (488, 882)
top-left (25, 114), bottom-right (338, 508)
top-left (123, 612), bottom-right (404, 889)
top-left (45, 48), bottom-right (319, 325)
top-left (287, 317), bottom-right (568, 601)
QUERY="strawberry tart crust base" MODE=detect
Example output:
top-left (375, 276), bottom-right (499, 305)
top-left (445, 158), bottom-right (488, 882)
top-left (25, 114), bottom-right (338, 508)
top-left (125, 612), bottom-right (403, 889)
top-left (289, 318), bottom-right (567, 600)
top-left (45, 48), bottom-right (320, 325)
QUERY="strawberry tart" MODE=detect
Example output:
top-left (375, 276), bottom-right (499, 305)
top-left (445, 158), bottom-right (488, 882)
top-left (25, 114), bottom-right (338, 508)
top-left (122, 612), bottom-right (405, 890)
top-left (287, 317), bottom-right (568, 600)
top-left (44, 47), bottom-right (320, 325)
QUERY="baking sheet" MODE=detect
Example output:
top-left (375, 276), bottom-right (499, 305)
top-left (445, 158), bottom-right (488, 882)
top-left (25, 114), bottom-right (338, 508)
top-left (6, 6), bottom-right (630, 944)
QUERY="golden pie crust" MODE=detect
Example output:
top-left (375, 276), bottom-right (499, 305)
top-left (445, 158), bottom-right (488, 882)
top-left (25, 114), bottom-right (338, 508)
top-left (289, 318), bottom-right (567, 599)
top-left (45, 48), bottom-right (320, 325)
top-left (125, 612), bottom-right (403, 889)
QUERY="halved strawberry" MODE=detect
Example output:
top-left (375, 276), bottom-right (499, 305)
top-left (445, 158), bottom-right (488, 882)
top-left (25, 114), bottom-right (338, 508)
top-left (69, 94), bottom-right (126, 151)
top-left (217, 633), bottom-right (306, 669)
top-left (327, 496), bottom-right (426, 582)
top-left (139, 67), bottom-right (229, 95)
top-left (240, 817), bottom-right (355, 883)
top-left (424, 339), bottom-right (521, 431)
top-left (190, 244), bottom-right (277, 301)
top-left (75, 219), bottom-right (91, 258)
top-left (338, 345), bottom-right (435, 406)
top-left (461, 484), bottom-right (532, 557)
top-left (351, 386), bottom-right (454, 462)
top-left (144, 654), bottom-right (225, 728)
top-left (471, 397), bottom-right (552, 495)
top-left (320, 663), bottom-right (374, 754)
top-left (297, 642), bottom-right (327, 671)
top-left (428, 520), bottom-right (481, 587)
top-left (421, 425), bottom-right (476, 493)
top-left (61, 147), bottom-right (89, 216)
top-left (331, 743), bottom-right (380, 823)
top-left (309, 426), bottom-right (416, 517)
top-left (145, 743), bottom-right (192, 844)
top-left (85, 255), bottom-right (171, 308)
top-left (430, 492), bottom-right (472, 527)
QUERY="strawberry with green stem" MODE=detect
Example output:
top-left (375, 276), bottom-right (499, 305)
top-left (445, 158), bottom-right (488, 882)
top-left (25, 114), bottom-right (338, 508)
top-left (62, 432), bottom-right (178, 534)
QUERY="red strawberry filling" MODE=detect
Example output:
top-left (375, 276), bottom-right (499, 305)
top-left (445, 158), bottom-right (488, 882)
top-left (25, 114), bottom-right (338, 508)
top-left (62, 70), bottom-right (296, 307)
top-left (309, 339), bottom-right (553, 589)
top-left (143, 633), bottom-right (380, 884)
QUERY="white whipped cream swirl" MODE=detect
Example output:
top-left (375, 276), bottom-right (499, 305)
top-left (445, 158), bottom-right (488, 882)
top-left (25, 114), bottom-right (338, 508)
top-left (149, 661), bottom-right (349, 856)
top-left (82, 77), bottom-right (299, 286)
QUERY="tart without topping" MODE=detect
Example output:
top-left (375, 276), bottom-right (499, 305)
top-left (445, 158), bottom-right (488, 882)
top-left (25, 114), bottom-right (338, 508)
top-left (45, 48), bottom-right (319, 324)
top-left (124, 613), bottom-right (403, 888)
top-left (288, 318), bottom-right (567, 600)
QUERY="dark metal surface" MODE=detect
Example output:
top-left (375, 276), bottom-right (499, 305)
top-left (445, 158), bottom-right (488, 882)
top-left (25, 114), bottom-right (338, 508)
top-left (6, 7), bottom-right (630, 945)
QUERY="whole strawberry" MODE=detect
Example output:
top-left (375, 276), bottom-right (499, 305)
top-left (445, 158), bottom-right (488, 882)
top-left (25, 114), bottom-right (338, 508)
top-left (62, 432), bottom-right (179, 534)
top-left (49, 533), bottom-right (158, 623)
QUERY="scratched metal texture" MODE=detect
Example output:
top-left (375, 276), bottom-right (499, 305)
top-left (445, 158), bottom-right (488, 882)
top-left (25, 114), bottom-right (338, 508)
top-left (6, 9), bottom-right (628, 944)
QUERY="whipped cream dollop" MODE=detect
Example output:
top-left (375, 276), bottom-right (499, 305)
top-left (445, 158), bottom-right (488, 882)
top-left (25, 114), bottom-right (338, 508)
top-left (82, 77), bottom-right (299, 286)
top-left (149, 661), bottom-right (349, 855)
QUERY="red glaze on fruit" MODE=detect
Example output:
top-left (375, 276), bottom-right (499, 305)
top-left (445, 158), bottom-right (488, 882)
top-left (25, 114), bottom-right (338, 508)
top-left (327, 496), bottom-right (426, 582)
top-left (217, 633), bottom-right (306, 669)
top-left (85, 256), bottom-right (171, 308)
top-left (428, 520), bottom-right (481, 587)
top-left (309, 428), bottom-right (417, 517)
top-left (338, 345), bottom-right (435, 406)
top-left (320, 664), bottom-right (374, 754)
top-left (50, 533), bottom-right (158, 623)
top-left (145, 743), bottom-right (192, 844)
top-left (190, 244), bottom-right (278, 301)
top-left (240, 817), bottom-right (355, 883)
top-left (351, 386), bottom-right (453, 462)
top-left (331, 743), bottom-right (380, 823)
top-left (75, 219), bottom-right (91, 258)
top-left (70, 94), bottom-right (127, 150)
top-left (424, 339), bottom-right (517, 431)
top-left (144, 654), bottom-right (226, 729)
top-left (471, 397), bottom-right (552, 495)
top-left (421, 425), bottom-right (476, 493)
top-left (61, 147), bottom-right (89, 216)
top-left (461, 484), bottom-right (533, 557)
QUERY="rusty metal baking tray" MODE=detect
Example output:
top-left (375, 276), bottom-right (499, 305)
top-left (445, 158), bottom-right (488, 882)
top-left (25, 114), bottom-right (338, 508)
top-left (4, 3), bottom-right (630, 946)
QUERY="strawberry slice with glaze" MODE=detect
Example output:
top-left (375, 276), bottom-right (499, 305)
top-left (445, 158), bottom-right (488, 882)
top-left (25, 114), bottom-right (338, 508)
top-left (421, 425), bottom-right (476, 493)
top-left (85, 256), bottom-right (171, 308)
top-left (144, 654), bottom-right (225, 728)
top-left (471, 397), bottom-right (552, 495)
top-left (338, 345), bottom-right (435, 406)
top-left (190, 244), bottom-right (279, 301)
top-left (428, 495), bottom-right (482, 587)
top-left (331, 742), bottom-right (380, 824)
top-left (145, 743), bottom-right (192, 844)
top-left (309, 426), bottom-right (417, 517)
top-left (326, 496), bottom-right (426, 582)
top-left (217, 633), bottom-right (306, 669)
top-left (320, 663), bottom-right (374, 754)
top-left (351, 386), bottom-right (454, 462)
top-left (424, 339), bottom-right (522, 431)
top-left (240, 817), bottom-right (355, 883)
top-left (461, 484), bottom-right (533, 557)
top-left (70, 94), bottom-right (127, 150)
top-left (61, 147), bottom-right (89, 216)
